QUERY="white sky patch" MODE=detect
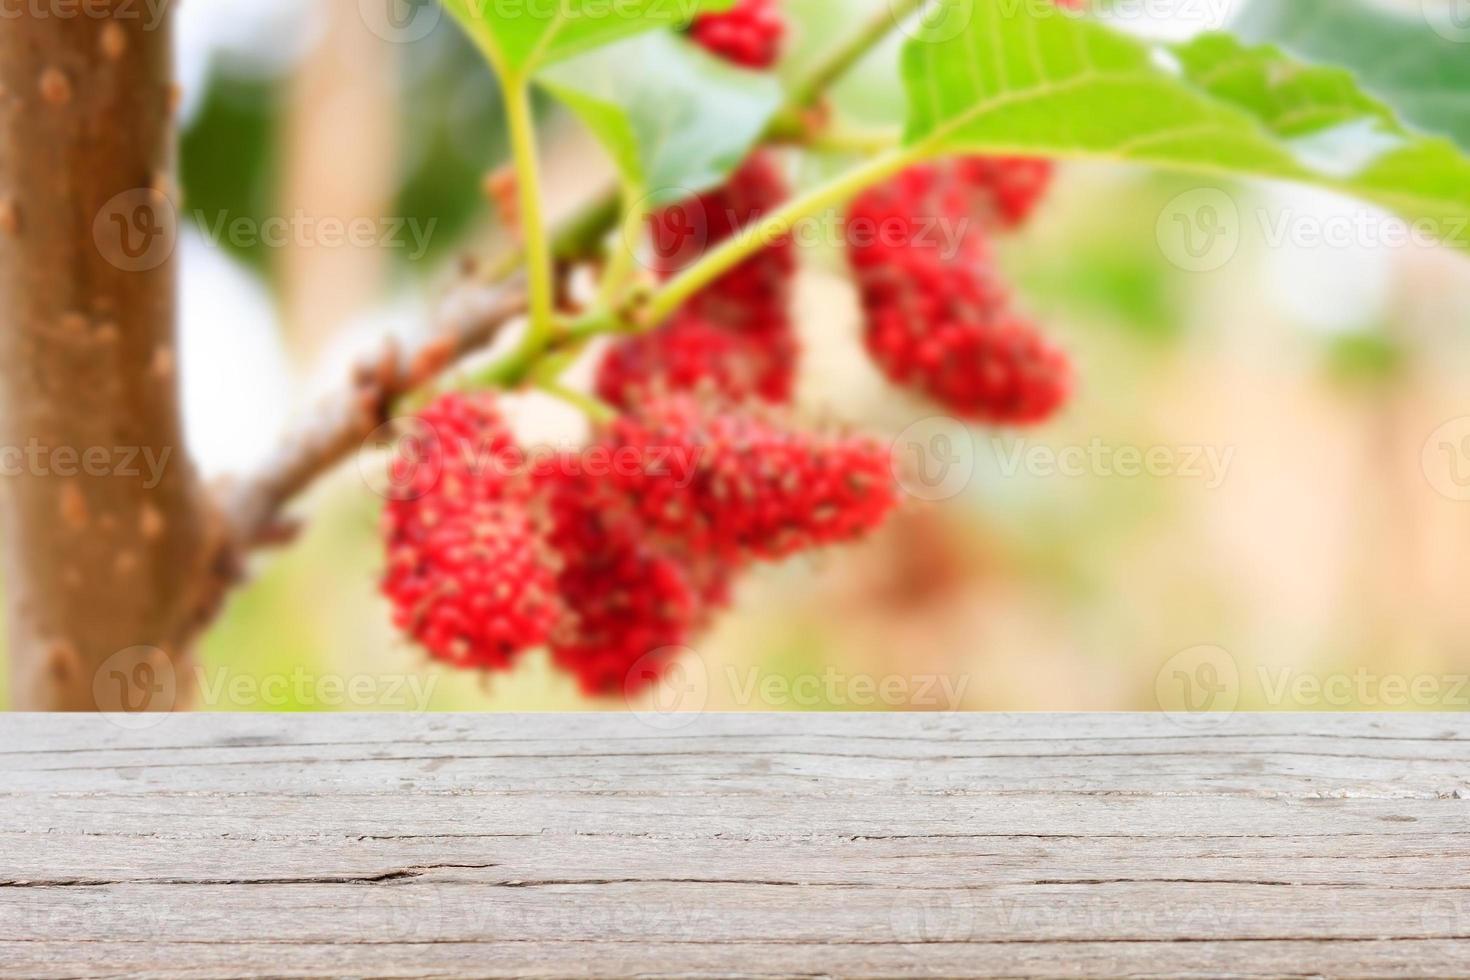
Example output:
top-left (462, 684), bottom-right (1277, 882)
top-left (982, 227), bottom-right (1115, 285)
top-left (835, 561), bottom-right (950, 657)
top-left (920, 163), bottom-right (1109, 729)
top-left (175, 0), bottom-right (327, 126)
top-left (1286, 119), bottom-right (1408, 180)
top-left (1096, 0), bottom-right (1244, 41)
top-left (178, 232), bottom-right (294, 478)
top-left (1256, 184), bottom-right (1394, 336)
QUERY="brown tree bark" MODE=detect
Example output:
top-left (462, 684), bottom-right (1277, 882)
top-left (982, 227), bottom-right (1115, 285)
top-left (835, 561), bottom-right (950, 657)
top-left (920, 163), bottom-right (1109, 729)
top-left (0, 5), bottom-right (215, 710)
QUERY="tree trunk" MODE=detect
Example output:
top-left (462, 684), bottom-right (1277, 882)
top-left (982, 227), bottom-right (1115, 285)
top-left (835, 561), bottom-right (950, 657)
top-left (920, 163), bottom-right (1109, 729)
top-left (0, 6), bottom-right (213, 710)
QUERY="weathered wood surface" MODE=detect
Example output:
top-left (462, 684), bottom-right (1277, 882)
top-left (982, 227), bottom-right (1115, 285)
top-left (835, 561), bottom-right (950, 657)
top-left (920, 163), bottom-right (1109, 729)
top-left (1, 713), bottom-right (1467, 978)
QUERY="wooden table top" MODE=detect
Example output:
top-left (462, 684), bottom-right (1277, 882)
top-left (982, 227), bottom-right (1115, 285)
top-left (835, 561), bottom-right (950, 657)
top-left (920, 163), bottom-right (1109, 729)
top-left (1, 713), bottom-right (1466, 977)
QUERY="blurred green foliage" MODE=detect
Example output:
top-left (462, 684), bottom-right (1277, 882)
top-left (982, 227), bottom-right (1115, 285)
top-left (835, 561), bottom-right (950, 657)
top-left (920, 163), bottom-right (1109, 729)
top-left (180, 72), bottom-right (283, 274)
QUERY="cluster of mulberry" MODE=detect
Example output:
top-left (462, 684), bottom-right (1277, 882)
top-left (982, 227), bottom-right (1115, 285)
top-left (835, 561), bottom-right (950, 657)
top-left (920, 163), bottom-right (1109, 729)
top-left (597, 151), bottom-right (798, 409)
top-left (597, 6), bottom-right (796, 410)
top-left (382, 393), bottom-right (897, 695)
top-left (381, 0), bottom-right (1080, 697)
top-left (846, 158), bottom-right (1071, 424)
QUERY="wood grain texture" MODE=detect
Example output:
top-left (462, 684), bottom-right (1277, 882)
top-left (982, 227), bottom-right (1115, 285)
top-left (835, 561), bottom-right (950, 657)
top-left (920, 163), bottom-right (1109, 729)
top-left (1, 713), bottom-right (1467, 978)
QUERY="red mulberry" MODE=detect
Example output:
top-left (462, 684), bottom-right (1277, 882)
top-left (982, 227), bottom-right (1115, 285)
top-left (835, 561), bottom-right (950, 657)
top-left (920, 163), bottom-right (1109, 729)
top-left (847, 165), bottom-right (1071, 425)
top-left (533, 458), bottom-right (704, 697)
top-left (953, 156), bottom-right (1056, 229)
top-left (647, 151), bottom-right (795, 330)
top-left (602, 151), bottom-right (798, 405)
top-left (688, 0), bottom-right (785, 69)
top-left (381, 390), bottom-right (523, 522)
top-left (382, 501), bottom-right (560, 672)
top-left (604, 396), bottom-right (899, 562)
top-left (596, 312), bottom-right (795, 409)
top-left (380, 394), bottom-right (557, 670)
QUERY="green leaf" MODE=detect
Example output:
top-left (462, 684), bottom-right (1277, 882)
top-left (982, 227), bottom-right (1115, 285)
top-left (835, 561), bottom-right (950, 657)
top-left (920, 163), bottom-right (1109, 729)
top-left (539, 32), bottom-right (782, 202)
top-left (1233, 0), bottom-right (1470, 152)
top-left (440, 0), bottom-right (731, 77)
top-left (900, 0), bottom-right (1470, 249)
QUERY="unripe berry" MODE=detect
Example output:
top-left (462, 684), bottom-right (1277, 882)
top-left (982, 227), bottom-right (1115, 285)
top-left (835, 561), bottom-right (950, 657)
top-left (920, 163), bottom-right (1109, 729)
top-left (688, 0), bottom-right (785, 69)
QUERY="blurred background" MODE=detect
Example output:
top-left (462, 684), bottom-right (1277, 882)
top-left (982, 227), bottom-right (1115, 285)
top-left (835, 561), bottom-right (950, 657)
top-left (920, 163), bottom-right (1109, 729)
top-left (4, 0), bottom-right (1469, 713)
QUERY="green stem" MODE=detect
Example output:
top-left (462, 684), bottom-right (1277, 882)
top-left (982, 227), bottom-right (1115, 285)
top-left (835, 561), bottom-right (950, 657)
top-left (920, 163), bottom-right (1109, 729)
top-left (539, 379), bottom-right (617, 423)
top-left (787, 0), bottom-right (929, 108)
top-left (802, 125), bottom-right (903, 156)
top-left (503, 77), bottom-right (555, 351)
top-left (482, 188), bottom-right (620, 284)
top-left (475, 145), bottom-right (932, 388)
top-left (644, 146), bottom-right (927, 326)
top-left (465, 0), bottom-right (931, 394)
top-left (597, 187), bottom-right (648, 309)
